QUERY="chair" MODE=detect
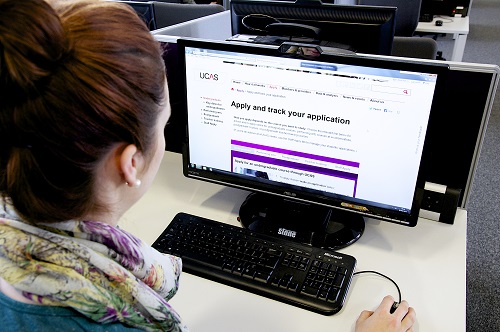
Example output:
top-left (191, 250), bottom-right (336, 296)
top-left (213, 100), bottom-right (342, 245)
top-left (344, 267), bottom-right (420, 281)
top-left (392, 36), bottom-right (438, 59)
top-left (152, 2), bottom-right (226, 28)
top-left (357, 0), bottom-right (438, 59)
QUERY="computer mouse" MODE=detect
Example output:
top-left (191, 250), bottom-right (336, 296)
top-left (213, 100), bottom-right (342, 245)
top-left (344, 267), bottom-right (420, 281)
top-left (435, 20), bottom-right (443, 26)
top-left (390, 301), bottom-right (399, 314)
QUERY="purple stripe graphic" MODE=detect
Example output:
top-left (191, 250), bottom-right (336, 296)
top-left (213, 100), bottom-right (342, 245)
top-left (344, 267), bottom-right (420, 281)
top-left (232, 151), bottom-right (358, 182)
top-left (231, 140), bottom-right (359, 168)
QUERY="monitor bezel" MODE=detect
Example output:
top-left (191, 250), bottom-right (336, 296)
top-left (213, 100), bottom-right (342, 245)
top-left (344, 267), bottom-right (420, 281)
top-left (177, 38), bottom-right (450, 227)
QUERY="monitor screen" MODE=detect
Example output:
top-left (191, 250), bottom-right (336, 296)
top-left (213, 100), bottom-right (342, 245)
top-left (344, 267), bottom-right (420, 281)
top-left (177, 38), bottom-right (448, 249)
top-left (229, 0), bottom-right (397, 55)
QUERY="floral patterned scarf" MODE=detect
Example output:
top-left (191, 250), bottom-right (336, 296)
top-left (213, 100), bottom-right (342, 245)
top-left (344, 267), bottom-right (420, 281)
top-left (0, 199), bottom-right (188, 331)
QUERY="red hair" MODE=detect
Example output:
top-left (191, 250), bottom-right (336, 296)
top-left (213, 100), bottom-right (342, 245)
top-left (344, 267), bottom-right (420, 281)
top-left (0, 0), bottom-right (166, 223)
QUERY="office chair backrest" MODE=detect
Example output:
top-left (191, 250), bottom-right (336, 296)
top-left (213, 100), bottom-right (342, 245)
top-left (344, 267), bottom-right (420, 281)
top-left (152, 2), bottom-right (226, 29)
top-left (358, 0), bottom-right (422, 36)
top-left (391, 36), bottom-right (437, 59)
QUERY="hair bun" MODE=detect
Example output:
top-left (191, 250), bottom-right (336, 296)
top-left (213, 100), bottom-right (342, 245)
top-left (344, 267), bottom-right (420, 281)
top-left (0, 0), bottom-right (67, 93)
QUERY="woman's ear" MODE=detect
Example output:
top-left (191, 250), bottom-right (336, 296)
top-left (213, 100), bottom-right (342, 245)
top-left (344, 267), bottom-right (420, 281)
top-left (119, 144), bottom-right (144, 187)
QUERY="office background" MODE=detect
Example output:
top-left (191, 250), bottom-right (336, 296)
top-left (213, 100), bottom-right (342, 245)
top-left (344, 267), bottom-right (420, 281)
top-left (429, 0), bottom-right (499, 330)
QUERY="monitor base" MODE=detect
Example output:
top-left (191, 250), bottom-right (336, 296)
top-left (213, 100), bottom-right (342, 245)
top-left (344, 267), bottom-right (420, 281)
top-left (238, 193), bottom-right (365, 250)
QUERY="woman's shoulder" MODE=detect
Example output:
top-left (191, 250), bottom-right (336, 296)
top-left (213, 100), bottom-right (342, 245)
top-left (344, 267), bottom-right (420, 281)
top-left (0, 292), bottom-right (143, 332)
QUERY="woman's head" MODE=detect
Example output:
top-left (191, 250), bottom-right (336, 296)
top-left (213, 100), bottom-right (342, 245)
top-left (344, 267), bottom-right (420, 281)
top-left (0, 0), bottom-right (167, 223)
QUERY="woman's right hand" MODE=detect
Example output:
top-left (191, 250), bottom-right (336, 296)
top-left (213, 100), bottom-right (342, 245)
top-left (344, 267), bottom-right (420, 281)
top-left (355, 295), bottom-right (416, 332)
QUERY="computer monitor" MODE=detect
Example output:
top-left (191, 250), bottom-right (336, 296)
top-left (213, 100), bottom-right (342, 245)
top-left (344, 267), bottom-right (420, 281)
top-left (229, 0), bottom-right (397, 55)
top-left (420, 0), bottom-right (470, 17)
top-left (113, 1), bottom-right (157, 30)
top-left (177, 38), bottom-right (449, 249)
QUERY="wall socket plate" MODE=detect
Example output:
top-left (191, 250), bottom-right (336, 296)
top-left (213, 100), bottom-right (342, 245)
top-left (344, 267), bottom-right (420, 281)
top-left (419, 182), bottom-right (461, 224)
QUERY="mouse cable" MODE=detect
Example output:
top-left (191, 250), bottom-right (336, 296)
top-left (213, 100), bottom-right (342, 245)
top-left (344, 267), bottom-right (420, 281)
top-left (353, 270), bottom-right (402, 303)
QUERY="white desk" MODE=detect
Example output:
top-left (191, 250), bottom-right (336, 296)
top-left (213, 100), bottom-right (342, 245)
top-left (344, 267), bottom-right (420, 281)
top-left (120, 152), bottom-right (467, 332)
top-left (416, 16), bottom-right (470, 62)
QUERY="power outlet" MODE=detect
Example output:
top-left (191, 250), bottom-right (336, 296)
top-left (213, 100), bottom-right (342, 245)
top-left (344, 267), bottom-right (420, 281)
top-left (419, 182), bottom-right (461, 224)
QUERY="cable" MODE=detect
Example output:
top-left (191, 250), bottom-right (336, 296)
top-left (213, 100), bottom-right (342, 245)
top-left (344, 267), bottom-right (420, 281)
top-left (435, 15), bottom-right (454, 23)
top-left (353, 270), bottom-right (402, 303)
top-left (241, 14), bottom-right (281, 33)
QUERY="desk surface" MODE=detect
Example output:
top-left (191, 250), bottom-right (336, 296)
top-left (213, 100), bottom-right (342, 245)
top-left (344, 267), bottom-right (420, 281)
top-left (120, 152), bottom-right (466, 332)
top-left (416, 16), bottom-right (469, 35)
top-left (416, 16), bottom-right (469, 62)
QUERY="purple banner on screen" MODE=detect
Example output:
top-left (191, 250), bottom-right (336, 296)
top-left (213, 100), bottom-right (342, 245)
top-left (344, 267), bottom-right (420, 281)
top-left (231, 140), bottom-right (359, 168)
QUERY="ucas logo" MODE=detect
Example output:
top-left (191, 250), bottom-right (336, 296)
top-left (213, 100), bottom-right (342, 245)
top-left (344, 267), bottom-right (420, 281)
top-left (200, 72), bottom-right (219, 80)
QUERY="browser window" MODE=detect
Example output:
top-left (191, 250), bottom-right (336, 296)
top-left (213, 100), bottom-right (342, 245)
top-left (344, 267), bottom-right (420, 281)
top-left (184, 47), bottom-right (438, 213)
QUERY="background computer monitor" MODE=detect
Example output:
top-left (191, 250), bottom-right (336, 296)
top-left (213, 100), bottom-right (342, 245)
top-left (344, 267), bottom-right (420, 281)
top-left (420, 0), bottom-right (471, 17)
top-left (177, 38), bottom-right (449, 249)
top-left (114, 1), bottom-right (158, 30)
top-left (230, 0), bottom-right (397, 55)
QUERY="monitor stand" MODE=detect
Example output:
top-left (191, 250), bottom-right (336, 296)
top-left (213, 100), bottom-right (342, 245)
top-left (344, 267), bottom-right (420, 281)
top-left (238, 193), bottom-right (365, 250)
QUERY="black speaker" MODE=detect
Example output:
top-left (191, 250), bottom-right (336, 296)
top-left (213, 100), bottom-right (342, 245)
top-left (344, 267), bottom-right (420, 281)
top-left (419, 182), bottom-right (461, 224)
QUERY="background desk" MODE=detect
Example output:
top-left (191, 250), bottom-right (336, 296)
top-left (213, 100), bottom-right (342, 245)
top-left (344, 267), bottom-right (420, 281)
top-left (120, 152), bottom-right (467, 331)
top-left (416, 16), bottom-right (470, 61)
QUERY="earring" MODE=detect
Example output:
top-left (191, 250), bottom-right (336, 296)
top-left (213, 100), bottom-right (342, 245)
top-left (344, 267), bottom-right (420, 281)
top-left (126, 179), bottom-right (142, 188)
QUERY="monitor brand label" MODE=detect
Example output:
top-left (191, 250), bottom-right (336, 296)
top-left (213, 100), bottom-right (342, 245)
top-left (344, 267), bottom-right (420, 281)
top-left (324, 252), bottom-right (343, 260)
top-left (278, 228), bottom-right (296, 238)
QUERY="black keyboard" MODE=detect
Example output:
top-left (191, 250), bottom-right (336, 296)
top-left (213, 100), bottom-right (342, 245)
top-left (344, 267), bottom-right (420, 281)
top-left (152, 212), bottom-right (357, 315)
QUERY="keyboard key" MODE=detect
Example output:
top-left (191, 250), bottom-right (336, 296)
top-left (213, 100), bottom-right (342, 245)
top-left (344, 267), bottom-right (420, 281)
top-left (301, 285), bottom-right (319, 298)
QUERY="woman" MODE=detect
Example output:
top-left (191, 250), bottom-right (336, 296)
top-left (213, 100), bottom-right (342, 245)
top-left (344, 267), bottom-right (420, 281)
top-left (0, 0), bottom-right (415, 331)
top-left (1, 0), bottom-right (186, 330)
